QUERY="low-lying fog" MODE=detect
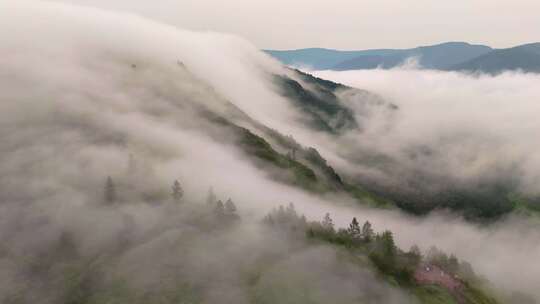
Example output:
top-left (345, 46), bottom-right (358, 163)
top-left (311, 67), bottom-right (540, 299)
top-left (1, 1), bottom-right (539, 302)
top-left (313, 68), bottom-right (540, 195)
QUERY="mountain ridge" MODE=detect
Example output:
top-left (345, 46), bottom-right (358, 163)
top-left (266, 42), bottom-right (540, 74)
top-left (447, 42), bottom-right (540, 73)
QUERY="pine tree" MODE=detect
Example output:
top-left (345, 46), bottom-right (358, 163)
top-left (426, 246), bottom-right (441, 262)
top-left (225, 198), bottom-right (237, 214)
top-left (104, 176), bottom-right (116, 204)
top-left (347, 217), bottom-right (361, 239)
top-left (409, 244), bottom-right (422, 258)
top-left (322, 213), bottom-right (334, 231)
top-left (206, 187), bottom-right (217, 205)
top-left (409, 244), bottom-right (422, 265)
top-left (426, 246), bottom-right (448, 267)
top-left (277, 205), bottom-right (287, 223)
top-left (215, 200), bottom-right (225, 218)
top-left (458, 260), bottom-right (476, 280)
top-left (300, 215), bottom-right (307, 226)
top-left (448, 254), bottom-right (459, 274)
top-left (381, 230), bottom-right (396, 259)
top-left (298, 214), bottom-right (308, 230)
top-left (361, 220), bottom-right (374, 242)
top-left (225, 198), bottom-right (240, 221)
top-left (171, 180), bottom-right (184, 203)
top-left (285, 202), bottom-right (297, 219)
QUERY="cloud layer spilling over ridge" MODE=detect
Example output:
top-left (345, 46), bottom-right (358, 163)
top-left (0, 2), bottom-right (414, 303)
top-left (313, 68), bottom-right (540, 196)
top-left (0, 1), bottom-right (539, 303)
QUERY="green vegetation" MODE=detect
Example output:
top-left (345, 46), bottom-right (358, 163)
top-left (264, 205), bottom-right (501, 304)
top-left (273, 72), bottom-right (357, 134)
top-left (509, 193), bottom-right (540, 218)
top-left (344, 182), bottom-right (395, 209)
top-left (204, 108), bottom-right (398, 208)
top-left (461, 286), bottom-right (500, 304)
top-left (204, 111), bottom-right (325, 192)
top-left (206, 71), bottom-right (535, 220)
top-left (2, 174), bottom-right (509, 304)
top-left (237, 127), bottom-right (323, 191)
top-left (358, 178), bottom-right (521, 220)
top-left (414, 285), bottom-right (457, 304)
top-left (242, 123), bottom-right (394, 208)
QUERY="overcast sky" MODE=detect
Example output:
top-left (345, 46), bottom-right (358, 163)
top-left (49, 0), bottom-right (540, 50)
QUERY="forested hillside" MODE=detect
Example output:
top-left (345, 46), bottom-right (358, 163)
top-left (2, 3), bottom-right (539, 303)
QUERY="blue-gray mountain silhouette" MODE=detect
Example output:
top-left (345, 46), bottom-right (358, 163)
top-left (266, 42), bottom-right (540, 74)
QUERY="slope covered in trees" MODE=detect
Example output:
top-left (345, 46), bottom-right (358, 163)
top-left (0, 177), bottom-right (508, 304)
top-left (264, 205), bottom-right (504, 304)
top-left (266, 70), bottom-right (537, 219)
top-left (2, 4), bottom-right (539, 303)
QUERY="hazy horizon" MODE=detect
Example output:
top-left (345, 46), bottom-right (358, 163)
top-left (1, 2), bottom-right (539, 304)
top-left (41, 0), bottom-right (540, 50)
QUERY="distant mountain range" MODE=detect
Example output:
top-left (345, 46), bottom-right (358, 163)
top-left (266, 42), bottom-right (540, 74)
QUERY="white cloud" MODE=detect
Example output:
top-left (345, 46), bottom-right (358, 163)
top-left (1, 2), bottom-right (539, 302)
